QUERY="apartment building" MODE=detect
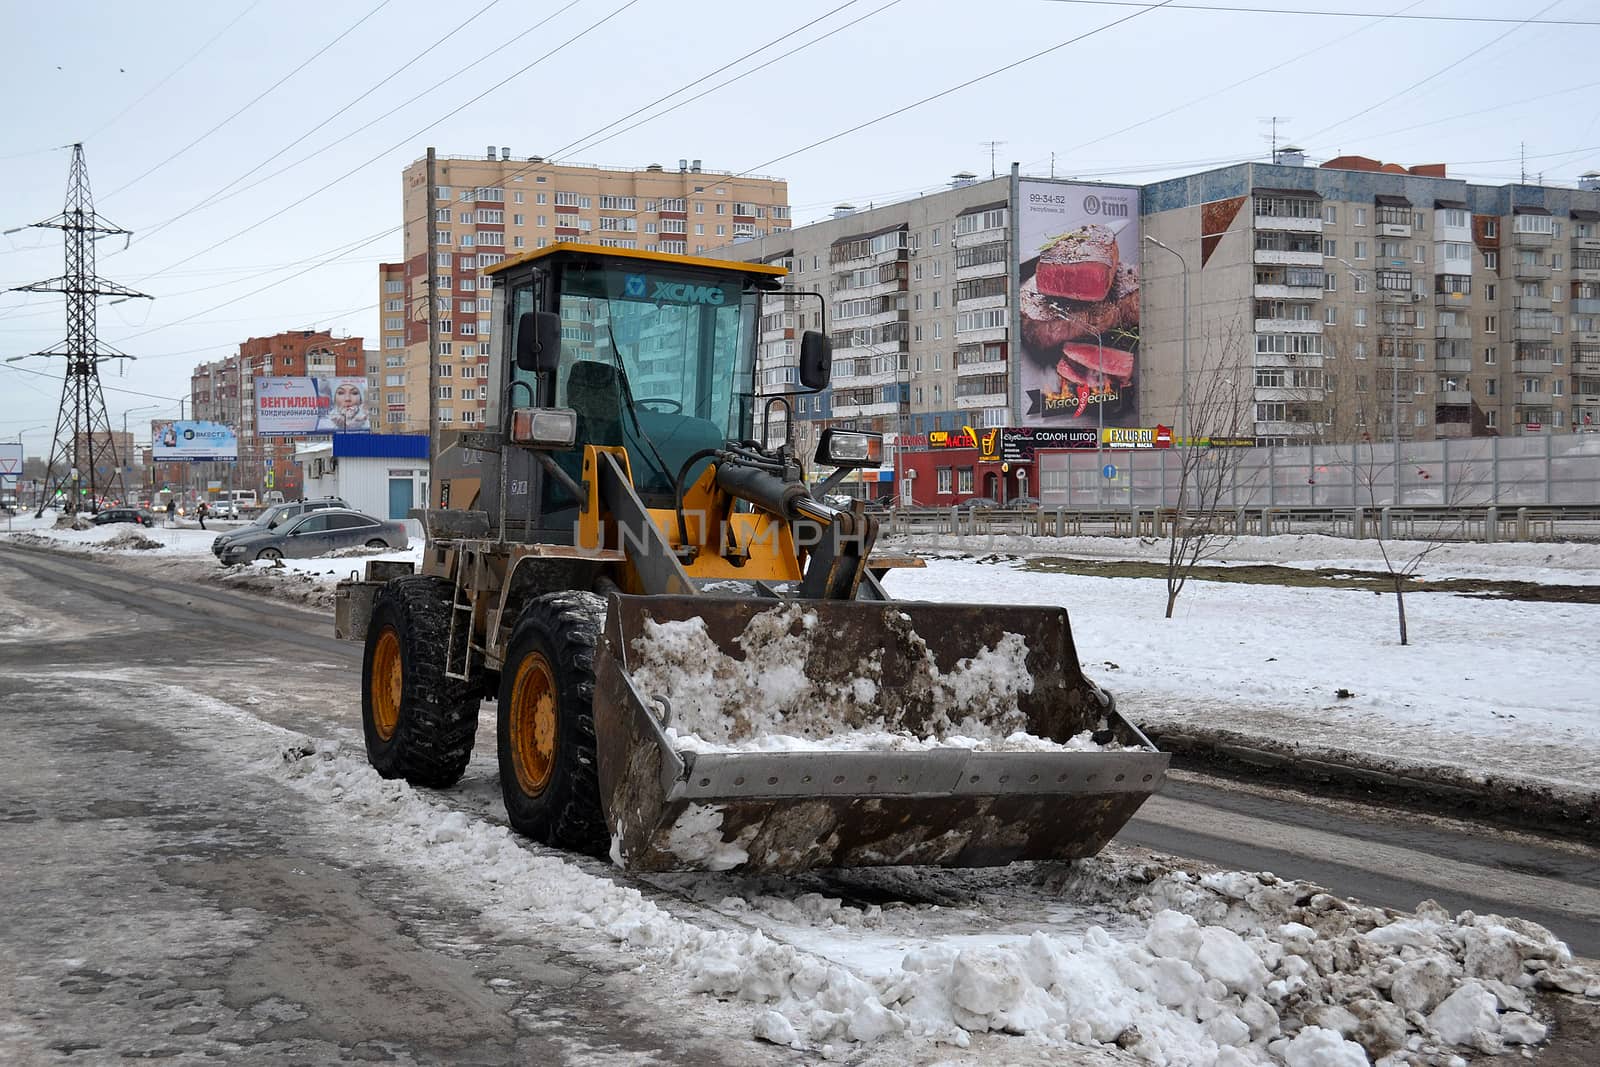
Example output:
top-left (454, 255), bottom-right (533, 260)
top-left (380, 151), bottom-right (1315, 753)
top-left (712, 174), bottom-right (1144, 504)
top-left (1141, 154), bottom-right (1600, 444)
top-left (190, 329), bottom-right (369, 499)
top-left (386, 149), bottom-right (790, 438)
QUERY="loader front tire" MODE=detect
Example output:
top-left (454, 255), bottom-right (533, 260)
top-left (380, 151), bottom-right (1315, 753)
top-left (497, 591), bottom-right (608, 855)
top-left (362, 576), bottom-right (480, 787)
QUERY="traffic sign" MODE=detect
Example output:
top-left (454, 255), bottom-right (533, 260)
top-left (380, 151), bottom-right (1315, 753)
top-left (1102, 463), bottom-right (1117, 479)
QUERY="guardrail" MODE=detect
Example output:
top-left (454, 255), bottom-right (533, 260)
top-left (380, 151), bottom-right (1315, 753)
top-left (877, 504), bottom-right (1600, 543)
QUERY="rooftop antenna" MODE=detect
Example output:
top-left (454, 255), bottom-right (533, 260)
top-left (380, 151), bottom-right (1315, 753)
top-left (1520, 142), bottom-right (1527, 184)
top-left (1261, 116), bottom-right (1293, 163)
top-left (981, 141), bottom-right (1007, 179)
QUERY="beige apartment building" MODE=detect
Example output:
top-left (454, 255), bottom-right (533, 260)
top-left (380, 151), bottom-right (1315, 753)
top-left (1141, 153), bottom-right (1600, 444)
top-left (383, 149), bottom-right (790, 437)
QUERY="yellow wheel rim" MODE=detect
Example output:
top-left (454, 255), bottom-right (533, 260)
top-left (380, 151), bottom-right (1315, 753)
top-left (509, 652), bottom-right (558, 796)
top-left (370, 627), bottom-right (402, 741)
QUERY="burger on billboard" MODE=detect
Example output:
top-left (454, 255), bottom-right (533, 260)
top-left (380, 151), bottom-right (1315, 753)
top-left (1016, 180), bottom-right (1140, 429)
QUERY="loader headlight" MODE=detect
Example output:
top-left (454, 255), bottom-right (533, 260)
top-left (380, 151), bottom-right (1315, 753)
top-left (814, 429), bottom-right (883, 469)
top-left (510, 407), bottom-right (578, 450)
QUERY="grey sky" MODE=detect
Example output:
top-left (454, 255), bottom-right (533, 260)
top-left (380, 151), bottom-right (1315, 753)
top-left (2, 0), bottom-right (1596, 446)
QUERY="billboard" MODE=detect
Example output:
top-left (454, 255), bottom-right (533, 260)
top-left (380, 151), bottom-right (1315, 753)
top-left (255, 376), bottom-right (372, 437)
top-left (1016, 180), bottom-right (1141, 429)
top-left (0, 442), bottom-right (21, 489)
top-left (152, 421), bottom-right (239, 462)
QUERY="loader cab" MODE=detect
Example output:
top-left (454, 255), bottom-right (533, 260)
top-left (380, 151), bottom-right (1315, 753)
top-left (485, 247), bottom-right (786, 538)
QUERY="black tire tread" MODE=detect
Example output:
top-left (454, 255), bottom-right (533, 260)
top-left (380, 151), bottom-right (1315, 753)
top-left (363, 575), bottom-right (480, 788)
top-left (497, 590), bottom-right (608, 854)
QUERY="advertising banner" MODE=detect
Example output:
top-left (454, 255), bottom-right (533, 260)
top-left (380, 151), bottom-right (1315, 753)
top-left (0, 442), bottom-right (21, 488)
top-left (1016, 180), bottom-right (1141, 429)
top-left (151, 420), bottom-right (239, 462)
top-left (1000, 426), bottom-right (1098, 462)
top-left (255, 376), bottom-right (372, 436)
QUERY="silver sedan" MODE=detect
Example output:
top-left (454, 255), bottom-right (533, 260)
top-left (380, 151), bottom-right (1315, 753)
top-left (218, 508), bottom-right (408, 564)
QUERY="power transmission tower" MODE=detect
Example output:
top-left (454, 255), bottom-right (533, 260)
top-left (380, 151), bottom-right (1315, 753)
top-left (6, 144), bottom-right (151, 516)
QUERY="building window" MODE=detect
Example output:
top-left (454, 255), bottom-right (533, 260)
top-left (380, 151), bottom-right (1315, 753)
top-left (936, 468), bottom-right (952, 494)
top-left (958, 468), bottom-right (974, 494)
top-left (1484, 251), bottom-right (1499, 270)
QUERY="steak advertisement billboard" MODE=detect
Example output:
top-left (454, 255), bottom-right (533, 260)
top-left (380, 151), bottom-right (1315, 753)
top-left (1016, 180), bottom-right (1140, 429)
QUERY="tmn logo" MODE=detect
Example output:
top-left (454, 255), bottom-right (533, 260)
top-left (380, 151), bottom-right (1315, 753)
top-left (1092, 197), bottom-right (1131, 218)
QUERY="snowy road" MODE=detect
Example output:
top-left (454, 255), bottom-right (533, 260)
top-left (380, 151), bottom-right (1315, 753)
top-left (1, 541), bottom-right (1596, 1065)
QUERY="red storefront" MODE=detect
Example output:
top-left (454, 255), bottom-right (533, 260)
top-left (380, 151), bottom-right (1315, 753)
top-left (896, 426), bottom-right (1035, 506)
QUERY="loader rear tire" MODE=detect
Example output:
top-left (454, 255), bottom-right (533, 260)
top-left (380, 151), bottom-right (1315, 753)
top-left (362, 576), bottom-right (480, 788)
top-left (497, 591), bottom-right (608, 855)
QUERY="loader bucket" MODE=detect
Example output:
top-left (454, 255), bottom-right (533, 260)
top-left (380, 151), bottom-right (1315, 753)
top-left (593, 594), bottom-right (1168, 873)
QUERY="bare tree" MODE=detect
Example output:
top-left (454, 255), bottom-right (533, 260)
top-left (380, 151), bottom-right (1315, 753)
top-left (1163, 320), bottom-right (1257, 618)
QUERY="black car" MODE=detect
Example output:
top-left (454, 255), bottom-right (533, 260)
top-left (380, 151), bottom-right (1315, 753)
top-left (91, 507), bottom-right (156, 527)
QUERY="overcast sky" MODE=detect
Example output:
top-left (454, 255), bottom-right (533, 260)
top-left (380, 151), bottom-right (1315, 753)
top-left (2, 0), bottom-right (1597, 448)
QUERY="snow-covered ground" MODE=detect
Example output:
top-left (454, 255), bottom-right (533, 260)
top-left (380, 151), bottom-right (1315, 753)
top-left (6, 517), bottom-right (1600, 1064)
top-left (881, 556), bottom-right (1600, 801)
top-left (7, 514), bottom-right (1598, 801)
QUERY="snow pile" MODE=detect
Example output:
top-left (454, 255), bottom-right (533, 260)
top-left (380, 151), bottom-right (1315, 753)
top-left (628, 603), bottom-right (1052, 751)
top-left (273, 739), bottom-right (1596, 1066)
top-left (53, 514), bottom-right (94, 531)
top-left (98, 529), bottom-right (164, 551)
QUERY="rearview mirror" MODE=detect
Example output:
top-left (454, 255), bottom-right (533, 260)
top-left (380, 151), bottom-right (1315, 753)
top-left (799, 330), bottom-right (832, 391)
top-left (516, 311), bottom-right (563, 373)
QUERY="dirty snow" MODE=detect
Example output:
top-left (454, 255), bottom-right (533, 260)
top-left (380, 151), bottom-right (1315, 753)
top-left (271, 737), bottom-right (1597, 1066)
top-left (626, 603), bottom-right (1098, 753)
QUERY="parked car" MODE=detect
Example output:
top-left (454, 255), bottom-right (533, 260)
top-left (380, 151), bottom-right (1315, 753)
top-left (218, 508), bottom-right (407, 565)
top-left (955, 496), bottom-right (1002, 512)
top-left (208, 500), bottom-right (240, 520)
top-left (91, 507), bottom-right (156, 527)
top-left (1008, 495), bottom-right (1042, 510)
top-left (211, 496), bottom-right (349, 557)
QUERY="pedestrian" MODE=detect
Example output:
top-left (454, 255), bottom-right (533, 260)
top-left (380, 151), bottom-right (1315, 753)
top-left (166, 499), bottom-right (176, 527)
top-left (197, 500), bottom-right (209, 531)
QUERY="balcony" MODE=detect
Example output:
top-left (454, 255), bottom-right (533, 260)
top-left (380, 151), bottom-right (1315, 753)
top-left (832, 367), bottom-right (899, 389)
top-left (1253, 248), bottom-right (1324, 268)
top-left (956, 257), bottom-right (1008, 281)
top-left (1437, 356), bottom-right (1473, 373)
top-left (830, 400), bottom-right (902, 419)
top-left (1253, 351), bottom-right (1324, 369)
top-left (1572, 298), bottom-right (1600, 315)
top-left (1573, 266), bottom-right (1600, 284)
top-left (1512, 323), bottom-right (1553, 343)
top-left (956, 358), bottom-right (1008, 377)
top-left (1254, 386), bottom-right (1325, 403)
top-left (1435, 323), bottom-right (1472, 341)
top-left (1434, 290), bottom-right (1472, 309)
top-left (954, 391), bottom-right (1008, 410)
top-left (1517, 390), bottom-right (1554, 406)
top-left (1574, 347), bottom-right (1600, 369)
top-left (1255, 214), bottom-right (1323, 234)
top-left (1577, 331), bottom-right (1600, 346)
top-left (1435, 421), bottom-right (1474, 438)
top-left (1514, 295), bottom-right (1552, 312)
top-left (1574, 236), bottom-right (1600, 252)
top-left (1436, 389), bottom-right (1474, 406)
top-left (955, 292), bottom-right (1008, 312)
top-left (1513, 358), bottom-right (1554, 373)
top-left (1254, 420), bottom-right (1323, 438)
top-left (1511, 228), bottom-right (1553, 248)
top-left (1253, 282), bottom-right (1323, 301)
top-left (1253, 318), bottom-right (1323, 334)
top-left (1376, 221), bottom-right (1412, 238)
top-left (1513, 260), bottom-right (1552, 281)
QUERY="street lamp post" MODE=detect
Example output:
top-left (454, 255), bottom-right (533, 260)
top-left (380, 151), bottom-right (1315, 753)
top-left (1144, 235), bottom-right (1190, 444)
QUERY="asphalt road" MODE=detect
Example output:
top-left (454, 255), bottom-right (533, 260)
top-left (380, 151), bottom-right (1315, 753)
top-left (1, 542), bottom-right (1595, 1064)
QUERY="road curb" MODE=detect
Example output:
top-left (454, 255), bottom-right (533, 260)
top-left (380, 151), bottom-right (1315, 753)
top-left (1151, 727), bottom-right (1600, 845)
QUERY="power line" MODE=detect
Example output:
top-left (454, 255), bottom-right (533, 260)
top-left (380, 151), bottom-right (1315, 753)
top-left (1300, 1), bottom-right (1561, 145)
top-left (745, 0), bottom-right (1179, 175)
top-left (1038, 0), bottom-right (1600, 25)
top-left (2, 363), bottom-right (184, 404)
top-left (82, 1), bottom-right (265, 144)
top-left (114, 0), bottom-right (507, 252)
top-left (1021, 0), bottom-right (1426, 170)
top-left (130, 0), bottom-right (633, 287)
top-left (100, 0), bottom-right (393, 201)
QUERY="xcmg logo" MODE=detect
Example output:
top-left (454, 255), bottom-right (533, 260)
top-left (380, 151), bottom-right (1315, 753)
top-left (651, 281), bottom-right (726, 305)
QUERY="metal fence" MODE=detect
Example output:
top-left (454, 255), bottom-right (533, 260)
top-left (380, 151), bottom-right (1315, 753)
top-left (1038, 434), bottom-right (1600, 508)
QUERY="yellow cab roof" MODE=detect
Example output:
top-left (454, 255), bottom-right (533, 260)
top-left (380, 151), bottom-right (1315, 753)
top-left (482, 242), bottom-right (787, 280)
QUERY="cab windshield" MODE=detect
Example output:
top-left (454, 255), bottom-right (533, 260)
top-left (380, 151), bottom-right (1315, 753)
top-left (515, 260), bottom-right (760, 500)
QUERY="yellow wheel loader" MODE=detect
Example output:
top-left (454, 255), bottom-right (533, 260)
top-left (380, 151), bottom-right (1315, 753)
top-left (337, 244), bottom-right (1166, 872)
